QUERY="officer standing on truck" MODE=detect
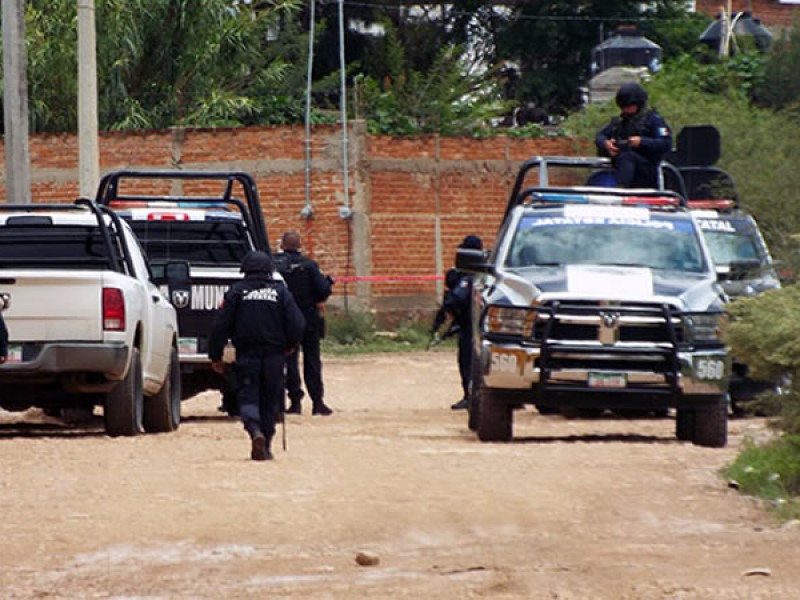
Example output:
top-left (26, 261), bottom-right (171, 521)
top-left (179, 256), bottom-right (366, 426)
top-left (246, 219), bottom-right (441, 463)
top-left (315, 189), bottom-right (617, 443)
top-left (446, 235), bottom-right (483, 410)
top-left (208, 250), bottom-right (305, 461)
top-left (274, 232), bottom-right (334, 416)
top-left (595, 82), bottom-right (672, 189)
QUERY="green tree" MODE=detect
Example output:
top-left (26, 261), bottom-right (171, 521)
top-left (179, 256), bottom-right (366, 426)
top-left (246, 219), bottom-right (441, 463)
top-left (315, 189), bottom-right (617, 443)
top-left (26, 0), bottom-right (79, 133)
top-left (96, 0), bottom-right (303, 130)
top-left (752, 16), bottom-right (800, 117)
top-left (355, 22), bottom-right (508, 135)
top-left (17, 0), bottom-right (305, 132)
top-left (481, 1), bottom-right (702, 115)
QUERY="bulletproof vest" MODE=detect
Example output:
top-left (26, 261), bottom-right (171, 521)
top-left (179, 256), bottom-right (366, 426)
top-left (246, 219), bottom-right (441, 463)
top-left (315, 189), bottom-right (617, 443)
top-left (274, 252), bottom-right (315, 307)
top-left (611, 109), bottom-right (651, 140)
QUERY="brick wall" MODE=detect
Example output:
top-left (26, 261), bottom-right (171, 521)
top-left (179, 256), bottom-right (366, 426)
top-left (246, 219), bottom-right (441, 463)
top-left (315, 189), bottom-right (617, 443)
top-left (696, 0), bottom-right (799, 28)
top-left (0, 123), bottom-right (582, 320)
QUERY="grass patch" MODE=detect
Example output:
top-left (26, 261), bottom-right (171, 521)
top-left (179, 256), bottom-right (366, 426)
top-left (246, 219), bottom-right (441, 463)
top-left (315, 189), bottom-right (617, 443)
top-left (723, 434), bottom-right (800, 520)
top-left (321, 311), bottom-right (456, 355)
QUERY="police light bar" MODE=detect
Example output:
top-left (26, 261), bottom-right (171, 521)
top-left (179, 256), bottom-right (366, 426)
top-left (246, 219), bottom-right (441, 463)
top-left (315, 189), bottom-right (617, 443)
top-left (109, 200), bottom-right (149, 209)
top-left (686, 199), bottom-right (736, 211)
top-left (109, 200), bottom-right (230, 210)
top-left (124, 207), bottom-right (206, 221)
top-left (531, 191), bottom-right (682, 208)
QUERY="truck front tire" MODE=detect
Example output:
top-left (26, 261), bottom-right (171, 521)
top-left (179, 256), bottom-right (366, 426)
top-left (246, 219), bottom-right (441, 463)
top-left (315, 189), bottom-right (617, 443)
top-left (691, 394), bottom-right (728, 448)
top-left (477, 388), bottom-right (513, 442)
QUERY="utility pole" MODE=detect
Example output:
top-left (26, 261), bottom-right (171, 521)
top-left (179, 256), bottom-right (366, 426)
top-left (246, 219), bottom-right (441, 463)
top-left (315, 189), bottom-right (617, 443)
top-left (77, 0), bottom-right (100, 198)
top-left (2, 0), bottom-right (32, 204)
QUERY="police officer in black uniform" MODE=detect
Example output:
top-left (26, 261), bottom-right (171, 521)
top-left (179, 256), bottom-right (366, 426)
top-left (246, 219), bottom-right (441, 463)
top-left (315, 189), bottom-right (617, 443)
top-left (445, 235), bottom-right (483, 410)
top-left (273, 232), bottom-right (334, 416)
top-left (595, 82), bottom-right (672, 188)
top-left (208, 250), bottom-right (305, 461)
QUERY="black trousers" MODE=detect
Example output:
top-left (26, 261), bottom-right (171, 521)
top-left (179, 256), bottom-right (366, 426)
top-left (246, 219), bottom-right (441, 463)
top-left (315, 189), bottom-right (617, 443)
top-left (457, 328), bottom-right (473, 399)
top-left (286, 311), bottom-right (324, 406)
top-left (614, 150), bottom-right (658, 188)
top-left (235, 351), bottom-right (284, 440)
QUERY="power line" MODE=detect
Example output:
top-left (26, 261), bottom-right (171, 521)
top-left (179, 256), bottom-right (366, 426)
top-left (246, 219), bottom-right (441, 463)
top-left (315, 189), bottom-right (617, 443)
top-left (339, 1), bottom-right (698, 25)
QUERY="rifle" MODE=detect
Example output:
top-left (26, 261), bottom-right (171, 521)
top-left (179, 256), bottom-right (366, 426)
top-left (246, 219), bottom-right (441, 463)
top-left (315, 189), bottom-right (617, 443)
top-left (427, 267), bottom-right (465, 349)
top-left (281, 409), bottom-right (287, 451)
top-left (427, 319), bottom-right (461, 350)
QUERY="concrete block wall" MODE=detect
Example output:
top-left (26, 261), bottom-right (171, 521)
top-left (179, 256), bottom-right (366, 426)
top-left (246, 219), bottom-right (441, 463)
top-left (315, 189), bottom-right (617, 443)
top-left (0, 123), bottom-right (583, 320)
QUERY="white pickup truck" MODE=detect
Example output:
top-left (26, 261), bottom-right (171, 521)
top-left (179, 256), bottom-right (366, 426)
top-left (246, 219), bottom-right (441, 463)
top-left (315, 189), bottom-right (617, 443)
top-left (0, 199), bottom-right (181, 436)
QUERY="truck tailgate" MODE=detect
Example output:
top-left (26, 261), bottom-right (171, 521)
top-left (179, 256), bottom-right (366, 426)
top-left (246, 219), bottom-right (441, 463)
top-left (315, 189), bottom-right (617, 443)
top-left (0, 271), bottom-right (105, 341)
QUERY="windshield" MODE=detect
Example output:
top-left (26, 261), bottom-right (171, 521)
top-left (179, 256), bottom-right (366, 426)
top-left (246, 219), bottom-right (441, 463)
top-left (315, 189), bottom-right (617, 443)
top-left (702, 230), bottom-right (761, 266)
top-left (506, 207), bottom-right (707, 273)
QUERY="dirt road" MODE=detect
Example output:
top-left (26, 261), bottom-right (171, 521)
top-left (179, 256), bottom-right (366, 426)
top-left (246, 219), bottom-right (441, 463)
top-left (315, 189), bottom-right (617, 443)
top-left (0, 351), bottom-right (798, 599)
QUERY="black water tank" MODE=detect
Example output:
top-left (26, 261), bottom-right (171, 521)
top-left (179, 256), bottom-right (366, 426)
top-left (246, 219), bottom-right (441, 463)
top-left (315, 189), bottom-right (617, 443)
top-left (591, 27), bottom-right (662, 75)
top-left (699, 12), bottom-right (772, 53)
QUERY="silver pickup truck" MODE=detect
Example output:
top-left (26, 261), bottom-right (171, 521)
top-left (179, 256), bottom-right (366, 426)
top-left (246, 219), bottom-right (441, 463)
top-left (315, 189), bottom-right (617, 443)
top-left (457, 156), bottom-right (731, 447)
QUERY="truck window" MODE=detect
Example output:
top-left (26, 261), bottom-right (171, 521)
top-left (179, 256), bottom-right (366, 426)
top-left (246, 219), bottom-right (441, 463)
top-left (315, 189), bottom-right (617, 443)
top-left (0, 225), bottom-right (118, 270)
top-left (128, 221), bottom-right (251, 267)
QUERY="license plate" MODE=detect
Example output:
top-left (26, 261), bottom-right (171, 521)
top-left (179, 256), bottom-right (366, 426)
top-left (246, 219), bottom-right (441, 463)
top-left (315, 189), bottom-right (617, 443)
top-left (588, 372), bottom-right (627, 388)
top-left (178, 338), bottom-right (198, 355)
top-left (6, 344), bottom-right (23, 363)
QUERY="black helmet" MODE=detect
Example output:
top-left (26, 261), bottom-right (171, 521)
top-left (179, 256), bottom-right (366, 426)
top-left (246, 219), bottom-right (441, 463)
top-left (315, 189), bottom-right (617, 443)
top-left (459, 234), bottom-right (483, 250)
top-left (240, 250), bottom-right (274, 275)
top-left (615, 82), bottom-right (648, 109)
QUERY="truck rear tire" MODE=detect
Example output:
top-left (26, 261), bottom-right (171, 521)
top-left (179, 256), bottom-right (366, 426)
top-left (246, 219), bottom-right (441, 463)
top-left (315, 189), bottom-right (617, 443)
top-left (477, 388), bottom-right (513, 442)
top-left (105, 348), bottom-right (144, 437)
top-left (144, 347), bottom-right (181, 433)
top-left (691, 394), bottom-right (728, 448)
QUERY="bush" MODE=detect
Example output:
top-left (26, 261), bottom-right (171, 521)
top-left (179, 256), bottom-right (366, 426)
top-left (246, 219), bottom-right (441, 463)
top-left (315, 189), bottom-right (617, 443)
top-left (324, 311), bottom-right (376, 346)
top-left (724, 285), bottom-right (800, 435)
top-left (322, 311), bottom-right (451, 355)
top-left (723, 435), bottom-right (800, 519)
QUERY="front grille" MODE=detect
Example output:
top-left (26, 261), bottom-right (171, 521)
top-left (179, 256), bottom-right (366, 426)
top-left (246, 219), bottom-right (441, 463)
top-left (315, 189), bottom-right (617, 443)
top-left (535, 300), bottom-right (682, 397)
top-left (531, 301), bottom-right (684, 346)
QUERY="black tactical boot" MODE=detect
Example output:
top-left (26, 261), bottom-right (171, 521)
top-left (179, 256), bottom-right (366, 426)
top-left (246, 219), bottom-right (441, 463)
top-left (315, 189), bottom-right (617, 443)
top-left (451, 397), bottom-right (468, 410)
top-left (250, 433), bottom-right (272, 461)
top-left (312, 402), bottom-right (333, 416)
top-left (286, 401), bottom-right (302, 415)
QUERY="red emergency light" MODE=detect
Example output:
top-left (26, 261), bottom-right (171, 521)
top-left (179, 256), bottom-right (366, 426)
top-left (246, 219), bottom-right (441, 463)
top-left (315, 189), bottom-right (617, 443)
top-left (687, 199), bottom-right (736, 211)
top-left (147, 212), bottom-right (190, 221)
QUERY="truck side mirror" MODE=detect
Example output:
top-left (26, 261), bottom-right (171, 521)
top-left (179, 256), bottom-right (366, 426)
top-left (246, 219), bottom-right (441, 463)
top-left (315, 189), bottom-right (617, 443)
top-left (155, 260), bottom-right (192, 310)
top-left (455, 248), bottom-right (493, 275)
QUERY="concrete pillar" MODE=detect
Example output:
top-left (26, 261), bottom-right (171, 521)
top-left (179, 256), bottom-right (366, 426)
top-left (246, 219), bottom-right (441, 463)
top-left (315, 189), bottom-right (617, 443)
top-left (2, 0), bottom-right (31, 204)
top-left (348, 119), bottom-right (372, 312)
top-left (77, 0), bottom-right (100, 198)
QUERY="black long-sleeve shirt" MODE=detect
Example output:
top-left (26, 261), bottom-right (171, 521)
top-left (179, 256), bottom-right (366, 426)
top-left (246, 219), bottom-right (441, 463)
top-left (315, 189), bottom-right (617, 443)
top-left (207, 275), bottom-right (306, 360)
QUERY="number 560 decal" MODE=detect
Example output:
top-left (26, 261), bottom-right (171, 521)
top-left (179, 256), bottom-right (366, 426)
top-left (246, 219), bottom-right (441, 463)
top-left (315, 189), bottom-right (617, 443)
top-left (695, 358), bottom-right (725, 380)
top-left (491, 352), bottom-right (518, 373)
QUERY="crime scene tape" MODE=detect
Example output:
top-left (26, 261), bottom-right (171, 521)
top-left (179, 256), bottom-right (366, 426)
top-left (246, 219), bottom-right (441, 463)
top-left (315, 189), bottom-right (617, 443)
top-left (334, 274), bottom-right (444, 283)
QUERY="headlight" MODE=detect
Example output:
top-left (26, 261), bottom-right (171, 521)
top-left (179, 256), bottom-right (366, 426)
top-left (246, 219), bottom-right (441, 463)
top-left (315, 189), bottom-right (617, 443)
top-left (684, 312), bottom-right (726, 344)
top-left (485, 305), bottom-right (535, 337)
